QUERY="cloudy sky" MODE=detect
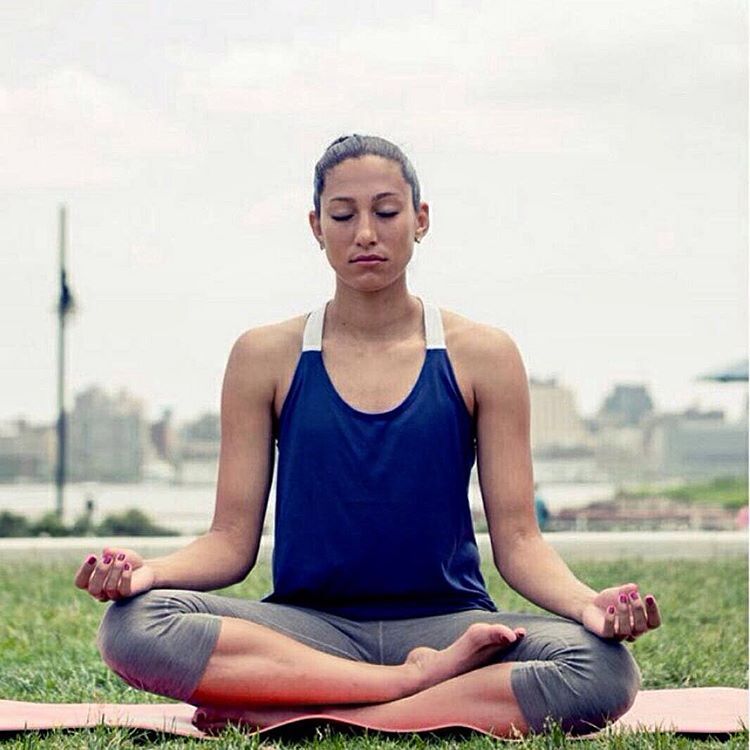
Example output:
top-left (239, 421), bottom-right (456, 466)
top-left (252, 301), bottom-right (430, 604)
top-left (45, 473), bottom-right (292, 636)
top-left (1, 0), bottom-right (746, 425)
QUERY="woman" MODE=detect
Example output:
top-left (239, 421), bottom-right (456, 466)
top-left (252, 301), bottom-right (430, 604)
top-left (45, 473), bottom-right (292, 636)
top-left (75, 134), bottom-right (660, 738)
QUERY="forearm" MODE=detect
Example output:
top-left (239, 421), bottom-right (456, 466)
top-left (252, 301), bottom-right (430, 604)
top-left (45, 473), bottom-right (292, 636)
top-left (495, 532), bottom-right (597, 623)
top-left (144, 530), bottom-right (250, 590)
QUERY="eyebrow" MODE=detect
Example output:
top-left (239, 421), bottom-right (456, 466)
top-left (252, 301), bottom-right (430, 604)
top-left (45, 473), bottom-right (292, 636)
top-left (327, 192), bottom-right (402, 204)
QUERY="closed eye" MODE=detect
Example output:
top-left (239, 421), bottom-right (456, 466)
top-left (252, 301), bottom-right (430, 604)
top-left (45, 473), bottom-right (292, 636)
top-left (330, 211), bottom-right (400, 222)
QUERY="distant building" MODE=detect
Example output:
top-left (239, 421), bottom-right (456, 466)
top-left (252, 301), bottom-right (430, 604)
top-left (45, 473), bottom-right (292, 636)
top-left (529, 377), bottom-right (591, 453)
top-left (644, 408), bottom-right (748, 479)
top-left (150, 408), bottom-right (178, 465)
top-left (69, 385), bottom-right (147, 482)
top-left (598, 384), bottom-right (654, 427)
top-left (176, 412), bottom-right (220, 485)
top-left (0, 419), bottom-right (55, 481)
top-left (592, 423), bottom-right (649, 481)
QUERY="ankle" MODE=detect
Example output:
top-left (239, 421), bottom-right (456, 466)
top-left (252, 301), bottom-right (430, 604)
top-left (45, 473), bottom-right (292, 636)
top-left (398, 659), bottom-right (431, 697)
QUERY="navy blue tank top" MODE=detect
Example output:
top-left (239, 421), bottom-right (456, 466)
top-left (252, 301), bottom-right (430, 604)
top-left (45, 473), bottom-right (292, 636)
top-left (261, 297), bottom-right (498, 620)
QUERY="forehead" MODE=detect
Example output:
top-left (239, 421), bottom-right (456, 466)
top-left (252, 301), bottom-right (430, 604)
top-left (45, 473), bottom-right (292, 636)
top-left (323, 155), bottom-right (408, 201)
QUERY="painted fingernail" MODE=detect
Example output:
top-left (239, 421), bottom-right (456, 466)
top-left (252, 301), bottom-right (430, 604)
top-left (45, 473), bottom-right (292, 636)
top-left (608, 605), bottom-right (616, 614)
top-left (645, 595), bottom-right (655, 605)
top-left (619, 593), bottom-right (628, 603)
top-left (630, 591), bottom-right (639, 600)
top-left (116, 553), bottom-right (125, 561)
top-left (124, 563), bottom-right (131, 571)
top-left (102, 555), bottom-right (112, 564)
top-left (86, 555), bottom-right (96, 564)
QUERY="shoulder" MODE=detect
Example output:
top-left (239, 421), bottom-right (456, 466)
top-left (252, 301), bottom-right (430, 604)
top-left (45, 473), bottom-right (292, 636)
top-left (438, 306), bottom-right (529, 410)
top-left (225, 312), bottom-right (308, 393)
top-left (439, 307), bottom-right (525, 372)
top-left (231, 312), bottom-right (307, 360)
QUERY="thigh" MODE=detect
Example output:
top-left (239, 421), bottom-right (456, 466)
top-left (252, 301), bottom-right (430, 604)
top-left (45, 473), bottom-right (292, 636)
top-left (380, 607), bottom-right (592, 666)
top-left (97, 589), bottom-right (380, 703)
top-left (129, 589), bottom-right (378, 663)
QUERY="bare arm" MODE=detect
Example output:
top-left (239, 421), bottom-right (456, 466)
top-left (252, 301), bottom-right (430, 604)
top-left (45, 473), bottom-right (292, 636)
top-left (73, 328), bottom-right (278, 599)
top-left (145, 327), bottom-right (277, 590)
top-left (473, 326), bottom-right (597, 623)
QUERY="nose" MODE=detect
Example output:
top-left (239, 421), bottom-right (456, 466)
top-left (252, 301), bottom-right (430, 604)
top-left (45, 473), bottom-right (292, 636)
top-left (354, 214), bottom-right (377, 247)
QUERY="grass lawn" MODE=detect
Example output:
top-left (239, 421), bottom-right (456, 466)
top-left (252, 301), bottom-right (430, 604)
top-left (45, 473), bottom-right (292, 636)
top-left (0, 557), bottom-right (747, 748)
top-left (621, 476), bottom-right (748, 510)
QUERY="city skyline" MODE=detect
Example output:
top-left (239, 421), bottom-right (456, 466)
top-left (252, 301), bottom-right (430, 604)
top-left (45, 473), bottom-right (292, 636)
top-left (2, 368), bottom-right (747, 427)
top-left (2, 2), bottom-right (746, 425)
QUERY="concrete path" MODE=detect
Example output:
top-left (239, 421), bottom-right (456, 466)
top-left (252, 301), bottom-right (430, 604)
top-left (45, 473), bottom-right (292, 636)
top-left (0, 531), bottom-right (746, 564)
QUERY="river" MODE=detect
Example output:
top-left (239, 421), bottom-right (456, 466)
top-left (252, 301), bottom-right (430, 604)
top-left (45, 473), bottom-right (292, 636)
top-left (0, 478), bottom-right (617, 536)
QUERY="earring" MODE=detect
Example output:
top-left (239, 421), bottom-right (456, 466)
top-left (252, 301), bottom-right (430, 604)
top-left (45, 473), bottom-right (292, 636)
top-left (415, 235), bottom-right (422, 243)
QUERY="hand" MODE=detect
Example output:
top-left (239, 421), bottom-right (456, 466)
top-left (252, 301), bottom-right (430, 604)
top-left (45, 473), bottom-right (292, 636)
top-left (581, 583), bottom-right (661, 642)
top-left (73, 546), bottom-right (156, 602)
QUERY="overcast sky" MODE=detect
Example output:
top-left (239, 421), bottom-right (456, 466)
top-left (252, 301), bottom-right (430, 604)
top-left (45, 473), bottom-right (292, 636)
top-left (1, 0), bottom-right (746, 425)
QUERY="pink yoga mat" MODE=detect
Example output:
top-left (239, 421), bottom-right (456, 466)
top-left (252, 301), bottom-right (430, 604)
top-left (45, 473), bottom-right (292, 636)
top-left (0, 688), bottom-right (746, 740)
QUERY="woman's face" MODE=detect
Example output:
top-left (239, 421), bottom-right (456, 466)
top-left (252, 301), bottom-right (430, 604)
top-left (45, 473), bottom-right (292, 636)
top-left (309, 155), bottom-right (429, 292)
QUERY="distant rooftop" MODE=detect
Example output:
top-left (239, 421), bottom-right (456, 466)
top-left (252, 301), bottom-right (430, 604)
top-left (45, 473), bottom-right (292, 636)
top-left (697, 360), bottom-right (748, 383)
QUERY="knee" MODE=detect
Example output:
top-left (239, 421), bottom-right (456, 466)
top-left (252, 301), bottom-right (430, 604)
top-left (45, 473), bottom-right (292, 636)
top-left (513, 625), bottom-right (642, 736)
top-left (96, 588), bottom-right (222, 702)
top-left (96, 590), bottom-right (172, 691)
top-left (561, 632), bottom-right (642, 734)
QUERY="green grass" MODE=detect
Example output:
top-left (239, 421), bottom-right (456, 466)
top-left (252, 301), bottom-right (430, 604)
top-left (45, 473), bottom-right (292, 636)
top-left (0, 558), bottom-right (747, 748)
top-left (621, 476), bottom-right (748, 510)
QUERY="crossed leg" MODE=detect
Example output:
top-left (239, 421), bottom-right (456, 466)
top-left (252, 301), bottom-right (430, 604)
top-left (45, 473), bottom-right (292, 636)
top-left (98, 592), bottom-right (640, 738)
top-left (189, 616), bottom-right (529, 736)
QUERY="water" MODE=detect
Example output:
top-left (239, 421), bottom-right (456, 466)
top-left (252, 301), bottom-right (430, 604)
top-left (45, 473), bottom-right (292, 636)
top-left (0, 478), bottom-right (617, 536)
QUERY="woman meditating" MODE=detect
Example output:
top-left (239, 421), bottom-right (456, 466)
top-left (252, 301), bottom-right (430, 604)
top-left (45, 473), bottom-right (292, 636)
top-left (74, 134), bottom-right (660, 738)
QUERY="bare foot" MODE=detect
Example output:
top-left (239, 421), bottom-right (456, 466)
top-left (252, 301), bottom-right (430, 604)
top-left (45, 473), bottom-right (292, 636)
top-left (405, 622), bottom-right (525, 691)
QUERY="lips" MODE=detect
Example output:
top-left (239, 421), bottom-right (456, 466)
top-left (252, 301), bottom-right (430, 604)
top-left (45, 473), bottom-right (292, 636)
top-left (351, 254), bottom-right (386, 262)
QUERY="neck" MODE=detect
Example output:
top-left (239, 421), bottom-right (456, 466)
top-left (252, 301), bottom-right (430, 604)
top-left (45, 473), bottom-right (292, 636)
top-left (326, 283), bottom-right (422, 344)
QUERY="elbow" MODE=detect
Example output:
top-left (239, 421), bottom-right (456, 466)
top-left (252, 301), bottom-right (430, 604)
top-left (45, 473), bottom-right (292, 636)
top-left (493, 527), bottom-right (545, 576)
top-left (205, 529), bottom-right (256, 587)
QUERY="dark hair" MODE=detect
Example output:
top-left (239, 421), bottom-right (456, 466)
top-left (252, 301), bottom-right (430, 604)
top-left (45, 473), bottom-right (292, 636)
top-left (313, 134), bottom-right (421, 218)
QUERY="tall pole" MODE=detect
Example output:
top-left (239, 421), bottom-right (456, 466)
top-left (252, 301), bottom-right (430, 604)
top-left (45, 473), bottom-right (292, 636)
top-left (55, 205), bottom-right (69, 521)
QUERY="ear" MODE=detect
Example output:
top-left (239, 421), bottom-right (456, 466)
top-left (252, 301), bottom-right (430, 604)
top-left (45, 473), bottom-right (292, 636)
top-left (308, 210), bottom-right (323, 246)
top-left (416, 201), bottom-right (430, 240)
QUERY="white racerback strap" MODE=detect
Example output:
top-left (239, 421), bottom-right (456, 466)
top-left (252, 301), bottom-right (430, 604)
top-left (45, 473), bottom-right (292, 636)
top-left (302, 297), bottom-right (445, 351)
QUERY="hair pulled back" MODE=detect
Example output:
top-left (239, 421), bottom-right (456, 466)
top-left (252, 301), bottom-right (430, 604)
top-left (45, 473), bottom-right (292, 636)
top-left (313, 134), bottom-right (421, 218)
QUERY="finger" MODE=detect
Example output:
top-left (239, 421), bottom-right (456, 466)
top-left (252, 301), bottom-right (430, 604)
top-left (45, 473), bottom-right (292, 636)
top-left (118, 562), bottom-right (133, 598)
top-left (601, 605), bottom-right (616, 638)
top-left (73, 555), bottom-right (98, 589)
top-left (88, 553), bottom-right (114, 598)
top-left (644, 594), bottom-right (662, 629)
top-left (103, 553), bottom-right (127, 600)
top-left (628, 590), bottom-right (649, 635)
top-left (616, 592), bottom-right (631, 638)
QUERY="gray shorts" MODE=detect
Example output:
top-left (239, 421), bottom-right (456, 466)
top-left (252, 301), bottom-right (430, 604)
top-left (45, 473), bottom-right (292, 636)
top-left (97, 589), bottom-right (641, 734)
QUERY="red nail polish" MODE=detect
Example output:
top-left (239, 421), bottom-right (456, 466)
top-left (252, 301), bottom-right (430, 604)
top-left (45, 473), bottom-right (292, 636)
top-left (645, 595), bottom-right (655, 605)
top-left (124, 563), bottom-right (131, 571)
top-left (619, 593), bottom-right (628, 603)
top-left (117, 553), bottom-right (125, 561)
top-left (103, 555), bottom-right (112, 564)
top-left (87, 555), bottom-right (96, 564)
top-left (608, 605), bottom-right (616, 614)
top-left (630, 591), bottom-right (639, 600)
